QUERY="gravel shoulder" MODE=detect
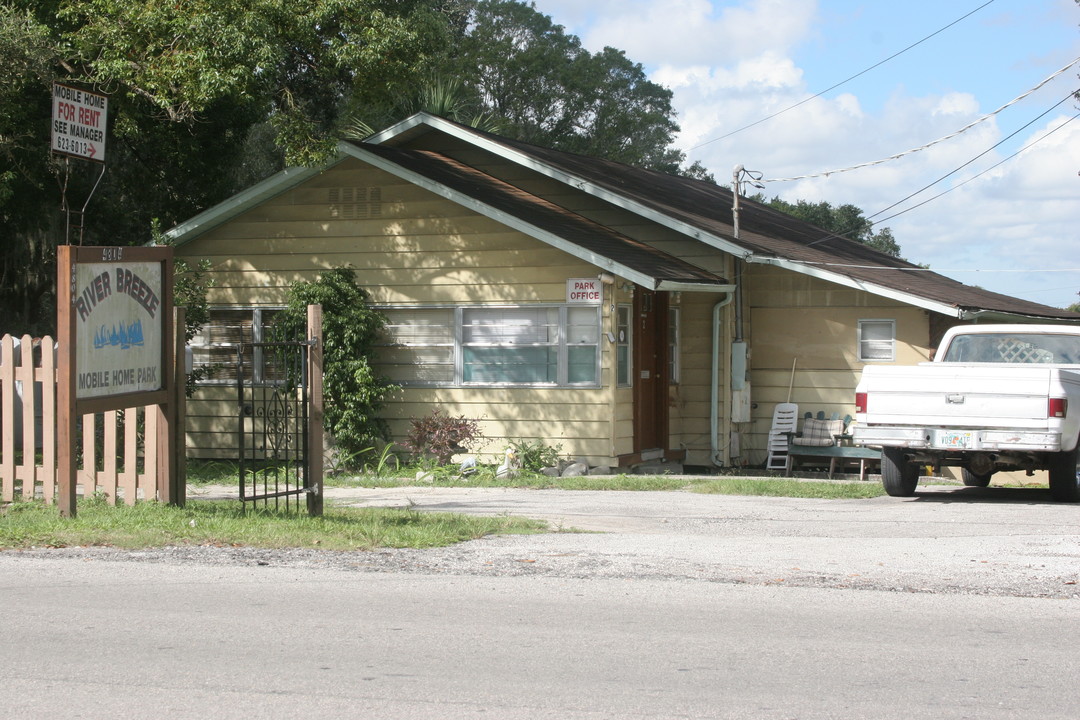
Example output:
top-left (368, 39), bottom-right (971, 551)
top-left (10, 481), bottom-right (1079, 600)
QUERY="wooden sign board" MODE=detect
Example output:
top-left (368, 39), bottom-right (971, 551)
top-left (57, 246), bottom-right (176, 516)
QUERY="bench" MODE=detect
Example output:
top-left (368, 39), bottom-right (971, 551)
top-left (783, 412), bottom-right (881, 480)
top-left (786, 444), bottom-right (881, 480)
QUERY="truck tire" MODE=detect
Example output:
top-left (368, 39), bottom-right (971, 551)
top-left (1047, 445), bottom-right (1080, 503)
top-left (881, 447), bottom-right (919, 497)
top-left (961, 469), bottom-right (993, 487)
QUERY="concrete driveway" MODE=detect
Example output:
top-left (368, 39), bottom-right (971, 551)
top-left (189, 481), bottom-right (1080, 598)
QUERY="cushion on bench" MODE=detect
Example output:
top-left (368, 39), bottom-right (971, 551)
top-left (791, 417), bottom-right (843, 447)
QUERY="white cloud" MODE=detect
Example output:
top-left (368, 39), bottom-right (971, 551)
top-left (534, 0), bottom-right (1079, 308)
top-left (540, 0), bottom-right (817, 67)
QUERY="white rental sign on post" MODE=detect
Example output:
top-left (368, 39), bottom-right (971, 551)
top-left (51, 83), bottom-right (108, 162)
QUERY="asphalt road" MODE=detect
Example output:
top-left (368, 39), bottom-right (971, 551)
top-left (2, 482), bottom-right (1079, 719)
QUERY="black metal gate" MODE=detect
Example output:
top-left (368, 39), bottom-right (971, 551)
top-left (237, 339), bottom-right (315, 512)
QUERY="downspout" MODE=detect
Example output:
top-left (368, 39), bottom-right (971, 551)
top-left (711, 292), bottom-right (736, 466)
top-left (710, 167), bottom-right (746, 467)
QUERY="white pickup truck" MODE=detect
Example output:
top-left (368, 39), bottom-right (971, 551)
top-left (853, 324), bottom-right (1080, 501)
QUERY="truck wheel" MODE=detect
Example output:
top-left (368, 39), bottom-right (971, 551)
top-left (961, 469), bottom-right (993, 487)
top-left (881, 447), bottom-right (919, 497)
top-left (1047, 445), bottom-right (1080, 503)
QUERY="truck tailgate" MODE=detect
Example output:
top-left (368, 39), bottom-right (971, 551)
top-left (859, 364), bottom-right (1054, 429)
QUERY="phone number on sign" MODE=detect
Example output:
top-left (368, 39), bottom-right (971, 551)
top-left (54, 136), bottom-right (94, 156)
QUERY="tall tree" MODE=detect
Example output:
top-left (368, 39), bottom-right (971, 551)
top-left (2, 0), bottom-right (705, 334)
top-left (0, 5), bottom-right (60, 333)
top-left (449, 0), bottom-right (687, 172)
top-left (0, 0), bottom-right (456, 334)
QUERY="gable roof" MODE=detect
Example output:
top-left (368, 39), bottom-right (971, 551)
top-left (166, 112), bottom-right (1078, 322)
top-left (346, 143), bottom-right (731, 292)
top-left (163, 144), bottom-right (732, 293)
top-left (367, 114), bottom-right (1079, 323)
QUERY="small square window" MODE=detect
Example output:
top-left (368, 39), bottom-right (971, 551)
top-left (858, 319), bottom-right (895, 362)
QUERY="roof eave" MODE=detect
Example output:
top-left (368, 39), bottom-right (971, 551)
top-left (746, 255), bottom-right (964, 317)
top-left (657, 281), bottom-right (737, 293)
top-left (161, 162), bottom-right (339, 246)
top-left (958, 308), bottom-right (1080, 324)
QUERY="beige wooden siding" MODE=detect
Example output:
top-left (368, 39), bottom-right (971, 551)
top-left (182, 387), bottom-right (235, 458)
top-left (383, 389), bottom-right (614, 463)
top-left (740, 265), bottom-right (930, 466)
top-left (178, 157), bottom-right (625, 465)
top-left (668, 292), bottom-right (728, 467)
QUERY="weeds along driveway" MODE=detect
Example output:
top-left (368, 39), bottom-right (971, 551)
top-left (186, 483), bottom-right (1080, 599)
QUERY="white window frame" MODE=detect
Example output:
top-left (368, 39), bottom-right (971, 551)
top-left (377, 304), bottom-right (602, 388)
top-left (858, 319), bottom-right (896, 362)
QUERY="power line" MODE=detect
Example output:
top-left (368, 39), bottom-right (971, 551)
top-left (793, 91), bottom-right (1078, 252)
top-left (871, 110), bottom-right (1080, 226)
top-left (866, 90), bottom-right (1079, 223)
top-left (763, 57), bottom-right (1080, 183)
top-left (689, 0), bottom-right (997, 151)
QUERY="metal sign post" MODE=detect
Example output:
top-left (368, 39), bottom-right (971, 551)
top-left (52, 83), bottom-right (108, 245)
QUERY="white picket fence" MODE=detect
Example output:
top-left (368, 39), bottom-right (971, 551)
top-left (1, 334), bottom-right (161, 504)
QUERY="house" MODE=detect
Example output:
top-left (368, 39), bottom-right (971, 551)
top-left (165, 112), bottom-right (1080, 470)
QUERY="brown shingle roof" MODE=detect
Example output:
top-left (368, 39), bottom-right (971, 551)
top-left (354, 143), bottom-right (729, 289)
top-left (399, 120), bottom-right (1078, 321)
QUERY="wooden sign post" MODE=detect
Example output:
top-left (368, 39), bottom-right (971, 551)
top-left (56, 245), bottom-right (177, 517)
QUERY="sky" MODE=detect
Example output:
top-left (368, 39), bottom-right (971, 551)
top-left (532, 0), bottom-right (1080, 310)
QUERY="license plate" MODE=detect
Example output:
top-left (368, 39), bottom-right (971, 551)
top-left (937, 431), bottom-right (973, 449)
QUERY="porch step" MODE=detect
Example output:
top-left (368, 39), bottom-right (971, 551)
top-left (631, 460), bottom-right (684, 476)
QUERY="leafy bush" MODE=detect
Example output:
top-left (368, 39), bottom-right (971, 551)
top-left (405, 409), bottom-right (484, 465)
top-left (509, 438), bottom-right (563, 471)
top-left (273, 267), bottom-right (396, 463)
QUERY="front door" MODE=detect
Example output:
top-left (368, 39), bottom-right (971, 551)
top-left (633, 289), bottom-right (669, 453)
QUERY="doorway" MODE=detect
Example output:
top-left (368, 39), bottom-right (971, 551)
top-left (632, 289), bottom-right (669, 453)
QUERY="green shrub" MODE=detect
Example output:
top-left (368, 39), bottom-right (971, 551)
top-left (509, 438), bottom-right (563, 471)
top-left (273, 267), bottom-right (396, 464)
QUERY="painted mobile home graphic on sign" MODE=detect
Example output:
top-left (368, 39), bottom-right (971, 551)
top-left (74, 261), bottom-right (163, 399)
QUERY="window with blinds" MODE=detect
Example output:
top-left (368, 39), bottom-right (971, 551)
top-left (376, 305), bottom-right (600, 387)
top-left (191, 308), bottom-right (282, 383)
top-left (378, 308), bottom-right (455, 384)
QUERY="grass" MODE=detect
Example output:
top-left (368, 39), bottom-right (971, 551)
top-left (690, 476), bottom-right (887, 499)
top-left (188, 458), bottom-right (889, 498)
top-left (0, 464), bottom-right (886, 552)
top-left (319, 467), bottom-right (888, 498)
top-left (0, 495), bottom-right (546, 551)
